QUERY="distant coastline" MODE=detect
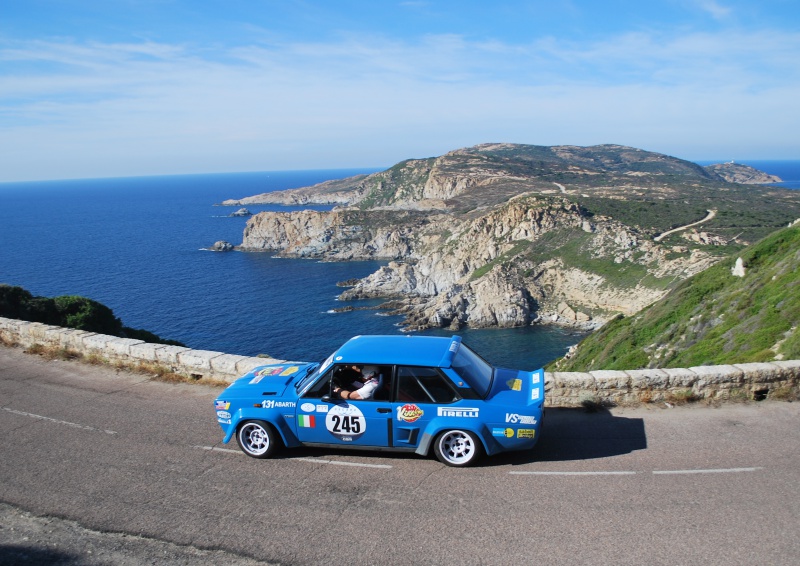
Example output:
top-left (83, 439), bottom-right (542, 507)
top-left (221, 144), bottom-right (800, 339)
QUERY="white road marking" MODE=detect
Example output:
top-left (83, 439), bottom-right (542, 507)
top-left (192, 445), bottom-right (243, 455)
top-left (652, 467), bottom-right (763, 475)
top-left (509, 470), bottom-right (637, 476)
top-left (295, 458), bottom-right (392, 469)
top-left (191, 445), bottom-right (762, 475)
top-left (3, 407), bottom-right (117, 435)
top-left (191, 446), bottom-right (392, 468)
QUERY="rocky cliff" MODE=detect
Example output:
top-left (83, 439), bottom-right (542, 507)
top-left (230, 144), bottom-right (800, 332)
top-left (704, 162), bottom-right (782, 184)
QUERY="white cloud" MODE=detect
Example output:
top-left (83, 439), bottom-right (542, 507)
top-left (1, 25), bottom-right (798, 181)
top-left (697, 0), bottom-right (732, 20)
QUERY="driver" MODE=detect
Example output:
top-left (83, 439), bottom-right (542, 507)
top-left (333, 365), bottom-right (382, 400)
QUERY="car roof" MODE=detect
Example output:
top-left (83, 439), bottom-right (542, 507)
top-left (333, 335), bottom-right (462, 368)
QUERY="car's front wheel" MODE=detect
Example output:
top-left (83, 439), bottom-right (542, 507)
top-left (236, 420), bottom-right (279, 459)
top-left (433, 429), bottom-right (482, 467)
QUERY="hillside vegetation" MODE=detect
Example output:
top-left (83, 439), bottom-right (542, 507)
top-left (549, 222), bottom-right (800, 370)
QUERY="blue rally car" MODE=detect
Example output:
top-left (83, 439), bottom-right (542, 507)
top-left (214, 335), bottom-right (544, 467)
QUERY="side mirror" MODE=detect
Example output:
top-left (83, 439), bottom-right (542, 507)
top-left (321, 394), bottom-right (333, 403)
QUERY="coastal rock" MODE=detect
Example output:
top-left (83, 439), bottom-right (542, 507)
top-left (220, 175), bottom-right (372, 207)
top-left (336, 197), bottom-right (712, 330)
top-left (705, 162), bottom-right (782, 184)
top-left (229, 208), bottom-right (252, 217)
top-left (732, 257), bottom-right (746, 277)
top-left (210, 240), bottom-right (235, 252)
top-left (240, 209), bottom-right (416, 259)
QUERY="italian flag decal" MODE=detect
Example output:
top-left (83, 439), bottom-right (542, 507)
top-left (298, 415), bottom-right (316, 428)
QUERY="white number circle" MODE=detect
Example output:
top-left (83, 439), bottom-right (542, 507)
top-left (325, 404), bottom-right (366, 441)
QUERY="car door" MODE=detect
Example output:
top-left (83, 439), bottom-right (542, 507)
top-left (295, 364), bottom-right (392, 447)
top-left (392, 366), bottom-right (459, 449)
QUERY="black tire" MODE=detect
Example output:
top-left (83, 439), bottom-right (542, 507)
top-left (236, 420), bottom-right (279, 459)
top-left (433, 429), bottom-right (483, 467)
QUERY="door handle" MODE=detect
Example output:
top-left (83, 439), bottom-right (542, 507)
top-left (377, 407), bottom-right (392, 413)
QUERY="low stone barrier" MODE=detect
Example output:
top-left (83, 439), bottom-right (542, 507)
top-left (1, 316), bottom-right (797, 405)
top-left (546, 362), bottom-right (799, 406)
top-left (0, 316), bottom-right (278, 382)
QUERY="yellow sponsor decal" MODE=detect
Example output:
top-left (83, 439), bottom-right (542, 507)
top-left (280, 365), bottom-right (300, 376)
top-left (517, 429), bottom-right (536, 439)
top-left (507, 378), bottom-right (522, 391)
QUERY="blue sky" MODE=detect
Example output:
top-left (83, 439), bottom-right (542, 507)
top-left (1, 0), bottom-right (798, 182)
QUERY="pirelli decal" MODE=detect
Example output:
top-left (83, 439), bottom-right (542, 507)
top-left (437, 407), bottom-right (479, 418)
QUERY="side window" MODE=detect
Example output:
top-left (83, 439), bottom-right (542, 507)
top-left (397, 367), bottom-right (459, 404)
top-left (300, 365), bottom-right (393, 401)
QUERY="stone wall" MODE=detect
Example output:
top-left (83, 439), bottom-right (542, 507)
top-left (1, 316), bottom-right (797, 405)
top-left (547, 363), bottom-right (799, 406)
top-left (0, 316), bottom-right (278, 382)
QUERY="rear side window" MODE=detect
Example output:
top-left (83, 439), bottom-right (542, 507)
top-left (450, 344), bottom-right (493, 398)
top-left (397, 367), bottom-right (459, 404)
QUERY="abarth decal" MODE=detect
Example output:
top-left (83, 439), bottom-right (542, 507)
top-left (260, 400), bottom-right (296, 409)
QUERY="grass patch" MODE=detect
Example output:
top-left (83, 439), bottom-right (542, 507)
top-left (15, 341), bottom-right (233, 387)
top-left (524, 228), bottom-right (673, 291)
top-left (470, 240), bottom-right (530, 281)
top-left (578, 393), bottom-right (616, 412)
top-left (664, 389), bottom-right (701, 405)
top-left (770, 385), bottom-right (800, 402)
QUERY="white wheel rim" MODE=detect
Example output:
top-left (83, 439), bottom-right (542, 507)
top-left (240, 423), bottom-right (269, 455)
top-left (439, 430), bottom-right (475, 465)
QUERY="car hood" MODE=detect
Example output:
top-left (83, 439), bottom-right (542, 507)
top-left (223, 362), bottom-right (315, 397)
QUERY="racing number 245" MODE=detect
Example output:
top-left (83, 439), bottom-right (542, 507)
top-left (330, 415), bottom-right (362, 434)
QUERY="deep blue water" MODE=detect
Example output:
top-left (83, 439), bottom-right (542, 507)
top-left (0, 169), bottom-right (587, 370)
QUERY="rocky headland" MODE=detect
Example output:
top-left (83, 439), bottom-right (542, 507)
top-left (704, 162), bottom-right (782, 184)
top-left (222, 144), bottom-right (799, 332)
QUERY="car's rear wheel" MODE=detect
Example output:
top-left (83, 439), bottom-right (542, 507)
top-left (236, 420), bottom-right (278, 459)
top-left (433, 429), bottom-right (482, 467)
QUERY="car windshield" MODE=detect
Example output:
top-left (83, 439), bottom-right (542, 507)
top-left (295, 354), bottom-right (333, 392)
top-left (450, 343), bottom-right (493, 398)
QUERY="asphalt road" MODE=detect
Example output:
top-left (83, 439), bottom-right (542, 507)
top-left (1, 345), bottom-right (798, 565)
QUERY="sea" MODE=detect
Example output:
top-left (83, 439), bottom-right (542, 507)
top-left (1, 160), bottom-right (798, 370)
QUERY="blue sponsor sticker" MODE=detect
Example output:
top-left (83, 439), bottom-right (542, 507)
top-left (492, 427), bottom-right (515, 438)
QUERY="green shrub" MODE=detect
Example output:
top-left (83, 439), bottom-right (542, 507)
top-left (52, 295), bottom-right (123, 335)
top-left (0, 284), bottom-right (184, 346)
